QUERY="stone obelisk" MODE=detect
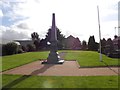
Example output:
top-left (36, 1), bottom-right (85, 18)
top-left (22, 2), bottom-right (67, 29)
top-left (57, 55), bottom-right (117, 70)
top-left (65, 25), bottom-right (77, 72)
top-left (42, 13), bottom-right (64, 64)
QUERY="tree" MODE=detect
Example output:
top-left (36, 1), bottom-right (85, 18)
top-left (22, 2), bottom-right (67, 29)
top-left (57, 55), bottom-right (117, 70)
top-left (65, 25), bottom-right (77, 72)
top-left (21, 46), bottom-right (27, 52)
top-left (81, 40), bottom-right (87, 50)
top-left (88, 36), bottom-right (98, 51)
top-left (45, 27), bottom-right (65, 50)
top-left (31, 32), bottom-right (39, 41)
top-left (2, 42), bottom-right (18, 55)
top-left (2, 44), bottom-right (6, 56)
top-left (101, 38), bottom-right (106, 54)
top-left (27, 44), bottom-right (36, 52)
top-left (31, 32), bottom-right (40, 51)
top-left (39, 38), bottom-right (48, 50)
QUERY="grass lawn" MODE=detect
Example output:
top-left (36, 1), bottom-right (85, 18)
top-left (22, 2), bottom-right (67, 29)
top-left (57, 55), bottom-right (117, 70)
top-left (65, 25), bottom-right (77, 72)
top-left (2, 50), bottom-right (119, 71)
top-left (2, 51), bottom-right (49, 71)
top-left (2, 50), bottom-right (119, 88)
top-left (2, 75), bottom-right (118, 88)
top-left (62, 50), bottom-right (119, 67)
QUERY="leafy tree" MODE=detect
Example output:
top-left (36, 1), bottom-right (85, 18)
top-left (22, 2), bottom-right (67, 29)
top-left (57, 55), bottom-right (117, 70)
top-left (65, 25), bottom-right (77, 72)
top-left (31, 32), bottom-right (39, 41)
top-left (17, 49), bottom-right (24, 54)
top-left (27, 44), bottom-right (36, 52)
top-left (95, 42), bottom-right (99, 51)
top-left (2, 42), bottom-right (18, 55)
top-left (31, 32), bottom-right (40, 50)
top-left (2, 44), bottom-right (6, 56)
top-left (39, 38), bottom-right (48, 50)
top-left (88, 36), bottom-right (98, 51)
top-left (21, 46), bottom-right (27, 52)
top-left (81, 40), bottom-right (87, 50)
top-left (45, 27), bottom-right (65, 50)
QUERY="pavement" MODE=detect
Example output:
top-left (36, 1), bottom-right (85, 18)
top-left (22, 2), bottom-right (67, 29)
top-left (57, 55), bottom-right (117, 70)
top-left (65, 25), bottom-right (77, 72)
top-left (2, 60), bottom-right (119, 76)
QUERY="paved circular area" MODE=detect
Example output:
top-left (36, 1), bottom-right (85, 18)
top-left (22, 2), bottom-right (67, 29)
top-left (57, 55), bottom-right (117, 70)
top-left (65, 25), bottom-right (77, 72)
top-left (2, 60), bottom-right (119, 76)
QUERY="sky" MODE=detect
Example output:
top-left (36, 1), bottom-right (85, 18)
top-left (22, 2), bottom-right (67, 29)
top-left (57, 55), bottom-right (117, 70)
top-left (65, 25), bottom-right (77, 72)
top-left (0, 0), bottom-right (120, 43)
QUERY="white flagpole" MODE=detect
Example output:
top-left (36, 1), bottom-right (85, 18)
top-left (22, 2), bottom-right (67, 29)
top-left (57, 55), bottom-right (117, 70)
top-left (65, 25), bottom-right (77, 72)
top-left (97, 6), bottom-right (102, 62)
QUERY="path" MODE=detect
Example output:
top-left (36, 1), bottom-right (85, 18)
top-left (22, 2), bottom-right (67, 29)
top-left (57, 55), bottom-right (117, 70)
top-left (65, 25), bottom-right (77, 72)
top-left (2, 52), bottom-right (119, 76)
top-left (2, 60), bottom-right (119, 76)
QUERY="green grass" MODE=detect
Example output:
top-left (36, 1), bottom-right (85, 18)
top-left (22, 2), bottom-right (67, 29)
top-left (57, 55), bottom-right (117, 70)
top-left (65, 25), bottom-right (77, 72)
top-left (2, 51), bottom-right (49, 71)
top-left (2, 50), bottom-right (119, 71)
top-left (2, 51), bottom-right (119, 88)
top-left (2, 75), bottom-right (118, 88)
top-left (63, 50), bottom-right (119, 67)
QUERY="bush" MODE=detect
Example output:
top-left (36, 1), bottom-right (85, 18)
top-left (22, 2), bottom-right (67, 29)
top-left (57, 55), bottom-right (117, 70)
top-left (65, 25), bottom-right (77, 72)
top-left (17, 49), bottom-right (24, 54)
top-left (2, 42), bottom-right (18, 56)
top-left (2, 44), bottom-right (6, 56)
top-left (27, 44), bottom-right (36, 52)
top-left (21, 46), bottom-right (28, 52)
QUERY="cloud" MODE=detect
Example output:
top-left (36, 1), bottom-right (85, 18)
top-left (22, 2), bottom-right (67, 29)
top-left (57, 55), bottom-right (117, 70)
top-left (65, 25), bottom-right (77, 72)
top-left (102, 13), bottom-right (118, 22)
top-left (0, 26), bottom-right (29, 41)
top-left (109, 3), bottom-right (118, 11)
top-left (1, 0), bottom-right (120, 43)
top-left (17, 23), bottom-right (29, 29)
top-left (0, 10), bottom-right (3, 17)
top-left (1, 0), bottom-right (28, 22)
top-left (2, 30), bottom-right (28, 40)
top-left (34, 0), bottom-right (40, 3)
top-left (99, 1), bottom-right (118, 22)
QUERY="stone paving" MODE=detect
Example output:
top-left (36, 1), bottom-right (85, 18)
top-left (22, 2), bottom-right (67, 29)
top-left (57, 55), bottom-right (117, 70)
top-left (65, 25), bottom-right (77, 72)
top-left (2, 60), bottom-right (119, 76)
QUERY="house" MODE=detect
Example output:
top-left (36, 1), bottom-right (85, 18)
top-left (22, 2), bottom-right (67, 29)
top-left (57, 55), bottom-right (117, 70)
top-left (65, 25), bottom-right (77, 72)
top-left (14, 39), bottom-right (33, 48)
top-left (63, 35), bottom-right (81, 50)
top-left (104, 35), bottom-right (120, 58)
top-left (113, 35), bottom-right (120, 51)
top-left (112, 36), bottom-right (120, 58)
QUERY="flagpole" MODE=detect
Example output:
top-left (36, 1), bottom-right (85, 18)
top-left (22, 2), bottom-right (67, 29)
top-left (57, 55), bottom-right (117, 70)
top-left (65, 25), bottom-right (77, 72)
top-left (97, 6), bottom-right (102, 62)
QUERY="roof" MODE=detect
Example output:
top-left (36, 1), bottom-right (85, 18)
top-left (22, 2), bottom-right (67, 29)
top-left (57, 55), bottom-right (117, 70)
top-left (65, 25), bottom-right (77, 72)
top-left (14, 41), bottom-right (21, 45)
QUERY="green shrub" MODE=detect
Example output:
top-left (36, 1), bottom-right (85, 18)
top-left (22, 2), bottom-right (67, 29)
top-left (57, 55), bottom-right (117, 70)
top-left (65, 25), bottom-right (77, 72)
top-left (2, 44), bottom-right (6, 56)
top-left (17, 49), bottom-right (24, 53)
top-left (27, 44), bottom-right (36, 52)
top-left (21, 46), bottom-right (27, 52)
top-left (2, 42), bottom-right (18, 55)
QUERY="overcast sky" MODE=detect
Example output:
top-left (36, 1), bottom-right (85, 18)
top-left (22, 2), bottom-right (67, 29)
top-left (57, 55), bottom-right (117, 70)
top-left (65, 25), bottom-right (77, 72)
top-left (0, 0), bottom-right (120, 43)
